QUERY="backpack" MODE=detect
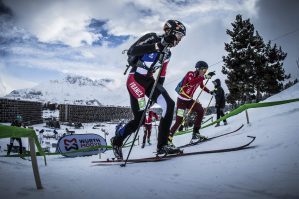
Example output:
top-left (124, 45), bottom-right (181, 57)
top-left (123, 49), bottom-right (139, 75)
top-left (127, 52), bottom-right (139, 66)
top-left (175, 78), bottom-right (184, 94)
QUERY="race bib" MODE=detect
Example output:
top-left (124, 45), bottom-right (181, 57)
top-left (177, 109), bottom-right (185, 117)
top-left (138, 97), bottom-right (146, 110)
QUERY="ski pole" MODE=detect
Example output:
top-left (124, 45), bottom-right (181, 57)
top-left (121, 47), bottom-right (169, 167)
top-left (204, 95), bottom-right (214, 115)
top-left (122, 133), bottom-right (132, 147)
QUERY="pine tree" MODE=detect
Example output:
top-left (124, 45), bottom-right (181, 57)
top-left (262, 42), bottom-right (289, 95)
top-left (222, 14), bottom-right (257, 104)
top-left (223, 14), bottom-right (290, 104)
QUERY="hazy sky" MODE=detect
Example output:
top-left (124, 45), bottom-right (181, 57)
top-left (0, 0), bottom-right (298, 105)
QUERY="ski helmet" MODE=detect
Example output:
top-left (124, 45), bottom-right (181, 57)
top-left (212, 79), bottom-right (221, 87)
top-left (195, 61), bottom-right (208, 70)
top-left (163, 20), bottom-right (186, 36)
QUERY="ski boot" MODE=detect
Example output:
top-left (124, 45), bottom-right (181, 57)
top-left (224, 121), bottom-right (228, 125)
top-left (141, 142), bottom-right (145, 148)
top-left (110, 137), bottom-right (123, 160)
top-left (156, 145), bottom-right (183, 157)
top-left (215, 123), bottom-right (220, 127)
top-left (190, 128), bottom-right (208, 143)
top-left (147, 139), bottom-right (151, 145)
top-left (167, 135), bottom-right (176, 148)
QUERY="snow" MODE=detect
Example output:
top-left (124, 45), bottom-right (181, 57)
top-left (1, 84), bottom-right (299, 199)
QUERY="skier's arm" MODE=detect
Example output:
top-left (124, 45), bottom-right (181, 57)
top-left (157, 60), bottom-right (170, 85)
top-left (199, 79), bottom-right (210, 93)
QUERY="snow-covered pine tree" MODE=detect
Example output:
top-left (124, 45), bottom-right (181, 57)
top-left (262, 41), bottom-right (289, 96)
top-left (222, 14), bottom-right (257, 104)
top-left (222, 14), bottom-right (289, 104)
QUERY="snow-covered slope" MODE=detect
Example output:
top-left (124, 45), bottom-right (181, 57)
top-left (0, 84), bottom-right (299, 199)
top-left (4, 74), bottom-right (128, 106)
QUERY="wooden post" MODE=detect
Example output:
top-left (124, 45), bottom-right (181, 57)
top-left (98, 149), bottom-right (101, 159)
top-left (245, 109), bottom-right (250, 124)
top-left (29, 137), bottom-right (43, 189)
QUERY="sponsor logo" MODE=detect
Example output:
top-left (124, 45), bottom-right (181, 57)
top-left (79, 138), bottom-right (102, 148)
top-left (148, 53), bottom-right (154, 59)
top-left (129, 82), bottom-right (144, 97)
top-left (64, 138), bottom-right (79, 151)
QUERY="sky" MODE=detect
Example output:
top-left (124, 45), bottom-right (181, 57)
top-left (0, 0), bottom-right (298, 105)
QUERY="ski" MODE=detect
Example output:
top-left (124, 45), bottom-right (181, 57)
top-left (91, 135), bottom-right (255, 166)
top-left (178, 124), bottom-right (244, 149)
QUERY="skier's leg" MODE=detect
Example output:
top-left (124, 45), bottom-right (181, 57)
top-left (189, 101), bottom-right (204, 131)
top-left (112, 94), bottom-right (143, 146)
top-left (151, 84), bottom-right (175, 150)
top-left (147, 125), bottom-right (152, 144)
top-left (142, 126), bottom-right (147, 145)
top-left (169, 98), bottom-right (186, 138)
top-left (111, 75), bottom-right (147, 159)
top-left (189, 101), bottom-right (206, 140)
top-left (17, 138), bottom-right (23, 155)
top-left (215, 107), bottom-right (221, 127)
top-left (221, 108), bottom-right (227, 124)
top-left (7, 138), bottom-right (14, 156)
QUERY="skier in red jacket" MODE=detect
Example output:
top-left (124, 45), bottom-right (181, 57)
top-left (169, 61), bottom-right (215, 145)
top-left (142, 110), bottom-right (159, 148)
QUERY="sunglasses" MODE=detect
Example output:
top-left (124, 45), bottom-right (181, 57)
top-left (172, 31), bottom-right (185, 40)
top-left (197, 68), bottom-right (208, 72)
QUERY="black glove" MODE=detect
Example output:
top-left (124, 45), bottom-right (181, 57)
top-left (205, 71), bottom-right (216, 79)
top-left (210, 90), bottom-right (216, 96)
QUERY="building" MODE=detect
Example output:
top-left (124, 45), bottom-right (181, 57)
top-left (0, 98), bottom-right (43, 125)
top-left (59, 104), bottom-right (134, 123)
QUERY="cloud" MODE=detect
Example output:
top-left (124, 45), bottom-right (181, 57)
top-left (3, 0), bottom-right (298, 105)
top-left (0, 61), bottom-right (38, 96)
top-left (2, 0), bottom-right (258, 46)
top-left (251, 0), bottom-right (299, 79)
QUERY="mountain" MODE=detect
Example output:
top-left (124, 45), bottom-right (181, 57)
top-left (4, 75), bottom-right (128, 106)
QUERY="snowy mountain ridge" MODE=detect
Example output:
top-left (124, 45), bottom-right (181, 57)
top-left (4, 74), bottom-right (128, 106)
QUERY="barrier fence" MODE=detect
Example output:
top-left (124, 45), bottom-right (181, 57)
top-left (175, 98), bottom-right (299, 136)
top-left (0, 125), bottom-right (46, 189)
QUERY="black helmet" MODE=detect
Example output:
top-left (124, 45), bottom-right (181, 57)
top-left (213, 79), bottom-right (221, 87)
top-left (195, 61), bottom-right (208, 69)
top-left (163, 20), bottom-right (186, 36)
